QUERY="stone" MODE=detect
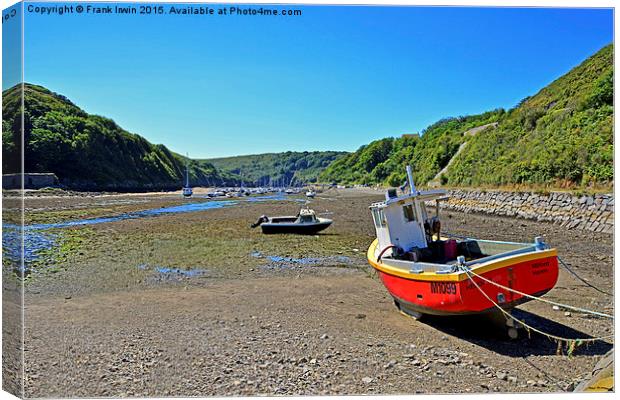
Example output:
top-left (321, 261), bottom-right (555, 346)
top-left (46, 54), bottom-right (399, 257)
top-left (361, 377), bottom-right (373, 384)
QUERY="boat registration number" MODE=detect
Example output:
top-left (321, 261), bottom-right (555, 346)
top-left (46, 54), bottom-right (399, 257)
top-left (430, 282), bottom-right (457, 295)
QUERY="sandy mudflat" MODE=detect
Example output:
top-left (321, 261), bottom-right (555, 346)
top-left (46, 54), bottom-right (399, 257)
top-left (3, 188), bottom-right (613, 396)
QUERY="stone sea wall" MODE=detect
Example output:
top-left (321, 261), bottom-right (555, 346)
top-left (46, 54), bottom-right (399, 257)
top-left (439, 189), bottom-right (614, 234)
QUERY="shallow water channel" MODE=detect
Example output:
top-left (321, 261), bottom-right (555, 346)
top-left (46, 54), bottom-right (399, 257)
top-left (3, 194), bottom-right (302, 273)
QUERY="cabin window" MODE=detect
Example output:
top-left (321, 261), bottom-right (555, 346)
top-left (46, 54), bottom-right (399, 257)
top-left (372, 208), bottom-right (386, 229)
top-left (403, 204), bottom-right (416, 222)
top-left (419, 203), bottom-right (428, 220)
top-left (300, 214), bottom-right (314, 223)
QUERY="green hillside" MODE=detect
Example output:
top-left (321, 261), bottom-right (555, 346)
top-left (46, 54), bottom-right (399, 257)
top-left (2, 84), bottom-right (236, 190)
top-left (320, 44), bottom-right (613, 190)
top-left (320, 110), bottom-right (504, 186)
top-left (204, 151), bottom-right (347, 186)
top-left (447, 44), bottom-right (613, 188)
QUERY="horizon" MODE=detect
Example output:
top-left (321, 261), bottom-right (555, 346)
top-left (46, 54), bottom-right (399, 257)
top-left (6, 3), bottom-right (614, 158)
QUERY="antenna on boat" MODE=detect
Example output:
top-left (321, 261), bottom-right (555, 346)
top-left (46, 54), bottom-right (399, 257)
top-left (406, 165), bottom-right (416, 194)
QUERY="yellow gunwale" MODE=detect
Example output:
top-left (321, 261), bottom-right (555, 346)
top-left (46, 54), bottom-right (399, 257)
top-left (366, 239), bottom-right (557, 282)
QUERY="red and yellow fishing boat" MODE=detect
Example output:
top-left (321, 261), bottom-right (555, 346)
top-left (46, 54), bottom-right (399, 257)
top-left (367, 166), bottom-right (559, 320)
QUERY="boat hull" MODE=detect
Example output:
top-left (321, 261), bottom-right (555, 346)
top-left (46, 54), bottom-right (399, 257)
top-left (261, 221), bottom-right (332, 234)
top-left (368, 240), bottom-right (559, 316)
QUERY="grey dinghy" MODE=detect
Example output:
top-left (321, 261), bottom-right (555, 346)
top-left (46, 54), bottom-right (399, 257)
top-left (252, 208), bottom-right (332, 234)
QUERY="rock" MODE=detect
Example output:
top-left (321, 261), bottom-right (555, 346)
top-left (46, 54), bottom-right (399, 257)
top-left (383, 360), bottom-right (397, 369)
top-left (564, 311), bottom-right (572, 317)
top-left (497, 372), bottom-right (508, 381)
top-left (527, 380), bottom-right (537, 387)
top-left (320, 334), bottom-right (329, 340)
top-left (552, 305), bottom-right (560, 311)
top-left (508, 376), bottom-right (518, 384)
top-left (355, 314), bottom-right (366, 319)
top-left (361, 377), bottom-right (373, 384)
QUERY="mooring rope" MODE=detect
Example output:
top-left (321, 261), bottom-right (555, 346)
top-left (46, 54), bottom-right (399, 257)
top-left (461, 267), bottom-right (614, 347)
top-left (557, 256), bottom-right (613, 297)
top-left (463, 267), bottom-right (613, 319)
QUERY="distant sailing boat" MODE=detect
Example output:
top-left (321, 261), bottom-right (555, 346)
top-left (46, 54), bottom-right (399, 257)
top-left (182, 154), bottom-right (193, 198)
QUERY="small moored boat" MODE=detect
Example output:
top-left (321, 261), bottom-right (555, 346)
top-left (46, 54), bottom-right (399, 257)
top-left (252, 208), bottom-right (332, 234)
top-left (367, 165), bottom-right (559, 320)
top-left (182, 155), bottom-right (193, 198)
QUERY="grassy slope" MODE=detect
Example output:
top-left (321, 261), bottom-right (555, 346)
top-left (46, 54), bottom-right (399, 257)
top-left (447, 44), bottom-right (613, 188)
top-left (203, 151), bottom-right (347, 185)
top-left (2, 83), bottom-right (234, 190)
top-left (320, 44), bottom-right (613, 190)
top-left (319, 110), bottom-right (504, 186)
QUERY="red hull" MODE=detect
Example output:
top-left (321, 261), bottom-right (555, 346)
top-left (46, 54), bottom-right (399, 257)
top-left (376, 255), bottom-right (559, 316)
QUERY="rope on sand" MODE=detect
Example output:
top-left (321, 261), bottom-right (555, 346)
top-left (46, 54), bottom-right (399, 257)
top-left (557, 256), bottom-right (613, 297)
top-left (461, 267), bottom-right (614, 354)
top-left (463, 267), bottom-right (613, 319)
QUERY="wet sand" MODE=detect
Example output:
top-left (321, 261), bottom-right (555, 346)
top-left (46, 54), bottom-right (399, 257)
top-left (3, 188), bottom-right (614, 396)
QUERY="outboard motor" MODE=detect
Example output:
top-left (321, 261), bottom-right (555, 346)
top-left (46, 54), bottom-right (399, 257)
top-left (251, 215), bottom-right (268, 228)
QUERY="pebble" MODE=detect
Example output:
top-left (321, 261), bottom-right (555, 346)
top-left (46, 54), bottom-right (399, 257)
top-left (496, 372), bottom-right (508, 381)
top-left (362, 377), bottom-right (373, 384)
top-left (384, 360), bottom-right (397, 369)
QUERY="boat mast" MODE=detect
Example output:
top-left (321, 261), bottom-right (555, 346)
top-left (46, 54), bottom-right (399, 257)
top-left (406, 165), bottom-right (416, 194)
top-left (185, 154), bottom-right (190, 187)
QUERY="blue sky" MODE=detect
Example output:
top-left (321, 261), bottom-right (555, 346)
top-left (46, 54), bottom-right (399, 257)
top-left (7, 3), bottom-right (614, 158)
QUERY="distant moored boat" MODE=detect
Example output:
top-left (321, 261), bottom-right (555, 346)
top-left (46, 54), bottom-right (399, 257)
top-left (182, 154), bottom-right (193, 198)
top-left (251, 208), bottom-right (332, 234)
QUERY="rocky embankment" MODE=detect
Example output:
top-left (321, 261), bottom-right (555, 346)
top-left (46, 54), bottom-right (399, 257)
top-left (440, 190), bottom-right (613, 234)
